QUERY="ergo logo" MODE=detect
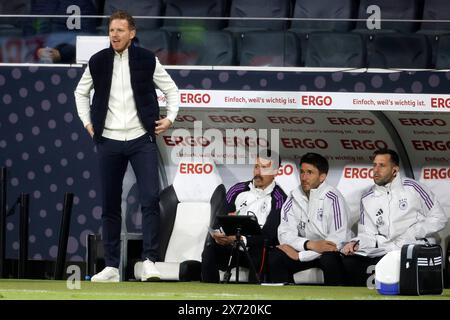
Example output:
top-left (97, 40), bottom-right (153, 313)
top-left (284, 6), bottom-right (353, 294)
top-left (431, 98), bottom-right (450, 109)
top-left (343, 167), bottom-right (374, 179)
top-left (180, 93), bottom-right (211, 104)
top-left (423, 168), bottom-right (450, 179)
top-left (179, 163), bottom-right (213, 174)
top-left (301, 95), bottom-right (332, 106)
top-left (277, 164), bottom-right (294, 176)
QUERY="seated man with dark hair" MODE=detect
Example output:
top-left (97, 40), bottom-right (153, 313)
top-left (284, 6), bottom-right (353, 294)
top-left (201, 149), bottom-right (287, 283)
top-left (340, 148), bottom-right (447, 286)
top-left (269, 152), bottom-right (351, 286)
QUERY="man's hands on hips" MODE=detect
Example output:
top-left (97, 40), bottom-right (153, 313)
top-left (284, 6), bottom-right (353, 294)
top-left (85, 119), bottom-right (173, 138)
top-left (155, 118), bottom-right (172, 135)
top-left (85, 123), bottom-right (94, 138)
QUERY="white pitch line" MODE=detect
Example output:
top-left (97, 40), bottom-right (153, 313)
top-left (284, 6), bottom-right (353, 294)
top-left (0, 289), bottom-right (263, 299)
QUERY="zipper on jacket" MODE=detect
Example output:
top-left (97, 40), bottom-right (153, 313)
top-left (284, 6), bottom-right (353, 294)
top-left (119, 53), bottom-right (128, 141)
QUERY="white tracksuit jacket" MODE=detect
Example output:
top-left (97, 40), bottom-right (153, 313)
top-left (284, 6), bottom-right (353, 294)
top-left (357, 174), bottom-right (448, 252)
top-left (278, 181), bottom-right (351, 260)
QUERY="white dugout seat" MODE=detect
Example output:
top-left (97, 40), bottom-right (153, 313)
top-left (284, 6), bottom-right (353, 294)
top-left (336, 164), bottom-right (376, 235)
top-left (135, 158), bottom-right (226, 281)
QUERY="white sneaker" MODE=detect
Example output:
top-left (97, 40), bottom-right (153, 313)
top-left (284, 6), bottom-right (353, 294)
top-left (91, 267), bottom-right (120, 283)
top-left (141, 259), bottom-right (161, 282)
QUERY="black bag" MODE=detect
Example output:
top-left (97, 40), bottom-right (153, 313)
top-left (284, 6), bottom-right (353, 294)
top-left (399, 242), bottom-right (443, 295)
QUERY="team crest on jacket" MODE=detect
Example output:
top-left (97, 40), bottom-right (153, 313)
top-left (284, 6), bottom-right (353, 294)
top-left (298, 221), bottom-right (306, 233)
top-left (376, 209), bottom-right (384, 226)
top-left (376, 216), bottom-right (384, 226)
top-left (317, 208), bottom-right (324, 221)
top-left (399, 198), bottom-right (408, 210)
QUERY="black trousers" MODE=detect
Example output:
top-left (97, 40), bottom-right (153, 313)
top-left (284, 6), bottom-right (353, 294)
top-left (97, 134), bottom-right (160, 268)
top-left (201, 239), bottom-right (264, 283)
top-left (269, 248), bottom-right (344, 286)
top-left (341, 255), bottom-right (383, 287)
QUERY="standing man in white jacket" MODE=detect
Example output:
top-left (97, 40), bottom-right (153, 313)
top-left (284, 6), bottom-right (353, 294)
top-left (74, 11), bottom-right (179, 282)
top-left (341, 149), bottom-right (447, 286)
top-left (269, 153), bottom-right (351, 285)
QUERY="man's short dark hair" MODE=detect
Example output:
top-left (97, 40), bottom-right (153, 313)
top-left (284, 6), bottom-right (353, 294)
top-left (109, 10), bottom-right (136, 31)
top-left (300, 153), bottom-right (329, 174)
top-left (257, 149), bottom-right (281, 169)
top-left (373, 148), bottom-right (399, 166)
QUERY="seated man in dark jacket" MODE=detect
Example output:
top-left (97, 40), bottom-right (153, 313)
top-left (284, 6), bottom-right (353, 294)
top-left (201, 149), bottom-right (287, 283)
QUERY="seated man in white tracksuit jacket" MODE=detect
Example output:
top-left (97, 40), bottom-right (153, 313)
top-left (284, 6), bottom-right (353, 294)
top-left (269, 153), bottom-right (351, 285)
top-left (341, 148), bottom-right (448, 286)
top-left (201, 149), bottom-right (287, 283)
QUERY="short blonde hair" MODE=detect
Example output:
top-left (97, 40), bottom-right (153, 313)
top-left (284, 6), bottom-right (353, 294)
top-left (109, 10), bottom-right (136, 30)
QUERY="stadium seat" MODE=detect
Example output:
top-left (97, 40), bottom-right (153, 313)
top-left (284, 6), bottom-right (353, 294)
top-left (336, 164), bottom-right (376, 235)
top-left (293, 268), bottom-right (324, 284)
top-left (0, 0), bottom-right (30, 28)
top-left (102, 0), bottom-right (163, 30)
top-left (226, 0), bottom-right (291, 33)
top-left (418, 165), bottom-right (450, 260)
top-left (290, 0), bottom-right (355, 34)
top-left (238, 31), bottom-right (301, 67)
top-left (367, 33), bottom-right (431, 69)
top-left (136, 29), bottom-right (173, 65)
top-left (354, 0), bottom-right (420, 34)
top-left (418, 0), bottom-right (450, 35)
top-left (289, 0), bottom-right (356, 64)
top-left (0, 0), bottom-right (30, 15)
top-left (219, 268), bottom-right (250, 283)
top-left (173, 30), bottom-right (235, 65)
top-left (134, 158), bottom-right (226, 281)
top-left (304, 32), bottom-right (366, 68)
top-left (435, 34), bottom-right (450, 69)
top-left (275, 158), bottom-right (299, 196)
top-left (162, 0), bottom-right (227, 32)
top-left (417, 0), bottom-right (450, 67)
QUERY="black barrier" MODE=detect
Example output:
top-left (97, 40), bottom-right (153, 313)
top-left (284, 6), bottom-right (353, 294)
top-left (0, 167), bottom-right (6, 278)
top-left (18, 193), bottom-right (29, 279)
top-left (54, 192), bottom-right (74, 280)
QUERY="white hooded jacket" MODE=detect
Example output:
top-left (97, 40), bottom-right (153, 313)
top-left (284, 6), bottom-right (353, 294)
top-left (357, 174), bottom-right (448, 253)
top-left (278, 181), bottom-right (351, 261)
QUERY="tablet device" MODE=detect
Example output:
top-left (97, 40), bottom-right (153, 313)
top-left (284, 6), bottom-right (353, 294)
top-left (216, 215), bottom-right (262, 236)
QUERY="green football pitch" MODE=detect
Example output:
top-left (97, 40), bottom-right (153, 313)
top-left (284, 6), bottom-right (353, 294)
top-left (0, 280), bottom-right (450, 300)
